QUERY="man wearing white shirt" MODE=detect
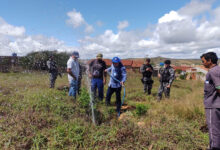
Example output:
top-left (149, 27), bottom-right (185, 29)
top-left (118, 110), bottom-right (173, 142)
top-left (67, 51), bottom-right (80, 99)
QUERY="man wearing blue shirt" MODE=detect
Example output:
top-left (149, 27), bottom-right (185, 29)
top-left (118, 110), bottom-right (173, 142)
top-left (105, 57), bottom-right (127, 116)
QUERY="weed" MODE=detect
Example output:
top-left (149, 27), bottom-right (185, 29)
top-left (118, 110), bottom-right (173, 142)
top-left (136, 103), bottom-right (150, 116)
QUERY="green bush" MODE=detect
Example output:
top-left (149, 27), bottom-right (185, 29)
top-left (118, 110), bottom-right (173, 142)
top-left (136, 104), bottom-right (150, 116)
top-left (78, 88), bottom-right (90, 108)
top-left (179, 74), bottom-right (186, 80)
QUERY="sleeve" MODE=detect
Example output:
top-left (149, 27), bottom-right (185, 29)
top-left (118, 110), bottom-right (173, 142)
top-left (103, 61), bottom-right (107, 77)
top-left (140, 65), bottom-right (145, 73)
top-left (67, 59), bottom-right (72, 69)
top-left (210, 70), bottom-right (220, 89)
top-left (106, 66), bottom-right (112, 73)
top-left (150, 65), bottom-right (154, 71)
top-left (46, 61), bottom-right (50, 69)
top-left (121, 67), bottom-right (127, 83)
top-left (168, 68), bottom-right (175, 85)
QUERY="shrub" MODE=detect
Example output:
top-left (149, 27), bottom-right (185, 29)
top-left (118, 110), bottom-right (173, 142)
top-left (78, 88), bottom-right (90, 108)
top-left (136, 104), bottom-right (150, 116)
top-left (179, 74), bottom-right (186, 80)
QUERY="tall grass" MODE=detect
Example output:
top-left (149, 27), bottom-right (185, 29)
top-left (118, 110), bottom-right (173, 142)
top-left (0, 72), bottom-right (208, 149)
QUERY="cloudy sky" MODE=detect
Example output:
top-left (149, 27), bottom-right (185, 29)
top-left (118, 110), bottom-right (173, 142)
top-left (0, 0), bottom-right (220, 59)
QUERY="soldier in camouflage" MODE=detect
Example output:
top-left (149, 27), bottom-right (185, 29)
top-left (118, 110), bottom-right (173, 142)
top-left (140, 58), bottom-right (154, 95)
top-left (47, 56), bottom-right (59, 88)
top-left (157, 60), bottom-right (175, 101)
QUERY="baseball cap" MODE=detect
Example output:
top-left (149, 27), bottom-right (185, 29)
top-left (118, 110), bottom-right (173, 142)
top-left (96, 53), bottom-right (103, 58)
top-left (72, 51), bottom-right (79, 58)
top-left (112, 57), bottom-right (120, 63)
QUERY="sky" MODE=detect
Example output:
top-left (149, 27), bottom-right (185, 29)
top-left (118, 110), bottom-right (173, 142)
top-left (0, 0), bottom-right (220, 59)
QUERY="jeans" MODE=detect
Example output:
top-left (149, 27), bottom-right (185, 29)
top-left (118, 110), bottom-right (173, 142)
top-left (91, 78), bottom-right (104, 101)
top-left (69, 80), bottom-right (78, 98)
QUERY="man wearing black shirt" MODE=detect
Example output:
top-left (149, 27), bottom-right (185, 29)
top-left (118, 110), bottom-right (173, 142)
top-left (89, 53), bottom-right (107, 101)
top-left (140, 58), bottom-right (154, 95)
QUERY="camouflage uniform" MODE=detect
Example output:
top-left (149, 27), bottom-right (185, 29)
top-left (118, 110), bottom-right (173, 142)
top-left (140, 64), bottom-right (154, 95)
top-left (47, 59), bottom-right (58, 88)
top-left (158, 66), bottom-right (175, 100)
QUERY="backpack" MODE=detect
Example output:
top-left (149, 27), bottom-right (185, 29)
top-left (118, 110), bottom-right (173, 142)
top-left (91, 60), bottom-right (104, 78)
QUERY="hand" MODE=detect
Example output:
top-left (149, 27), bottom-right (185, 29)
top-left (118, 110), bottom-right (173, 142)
top-left (89, 74), bottom-right (92, 78)
top-left (103, 79), bottom-right (106, 85)
top-left (167, 84), bottom-right (170, 88)
top-left (73, 76), bottom-right (76, 80)
top-left (120, 81), bottom-right (124, 86)
top-left (104, 69), bottom-right (108, 72)
top-left (158, 74), bottom-right (161, 78)
top-left (146, 68), bottom-right (150, 71)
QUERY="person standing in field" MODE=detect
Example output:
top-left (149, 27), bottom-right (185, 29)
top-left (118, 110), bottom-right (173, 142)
top-left (157, 60), bottom-right (175, 101)
top-left (47, 55), bottom-right (59, 88)
top-left (67, 51), bottom-right (80, 99)
top-left (105, 57), bottom-right (127, 117)
top-left (89, 53), bottom-right (107, 102)
top-left (201, 52), bottom-right (220, 150)
top-left (140, 58), bottom-right (154, 95)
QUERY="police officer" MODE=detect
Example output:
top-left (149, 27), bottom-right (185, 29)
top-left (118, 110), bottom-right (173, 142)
top-left (157, 60), bottom-right (175, 101)
top-left (140, 58), bottom-right (154, 95)
top-left (47, 55), bottom-right (59, 88)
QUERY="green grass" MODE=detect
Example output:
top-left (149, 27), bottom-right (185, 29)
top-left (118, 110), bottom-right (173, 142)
top-left (0, 71), bottom-right (209, 149)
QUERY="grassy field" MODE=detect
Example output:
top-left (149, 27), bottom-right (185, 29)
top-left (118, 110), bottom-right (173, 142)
top-left (0, 71), bottom-right (208, 150)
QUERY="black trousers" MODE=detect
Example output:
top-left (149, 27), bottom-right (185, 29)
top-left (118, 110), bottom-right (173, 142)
top-left (105, 86), bottom-right (122, 112)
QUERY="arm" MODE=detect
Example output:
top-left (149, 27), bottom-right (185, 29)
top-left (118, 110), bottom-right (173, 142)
top-left (147, 65), bottom-right (153, 72)
top-left (105, 66), bottom-right (112, 73)
top-left (217, 87), bottom-right (220, 94)
top-left (47, 61), bottom-right (50, 69)
top-left (67, 68), bottom-right (76, 79)
top-left (120, 67), bottom-right (127, 86)
top-left (140, 65), bottom-right (145, 73)
top-left (158, 68), bottom-right (161, 78)
top-left (103, 62), bottom-right (107, 84)
top-left (67, 60), bottom-right (76, 79)
top-left (210, 70), bottom-right (220, 94)
top-left (168, 68), bottom-right (175, 87)
top-left (88, 61), bottom-right (93, 78)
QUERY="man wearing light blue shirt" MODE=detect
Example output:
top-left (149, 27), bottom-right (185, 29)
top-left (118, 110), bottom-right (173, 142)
top-left (105, 57), bottom-right (127, 116)
top-left (67, 51), bottom-right (80, 99)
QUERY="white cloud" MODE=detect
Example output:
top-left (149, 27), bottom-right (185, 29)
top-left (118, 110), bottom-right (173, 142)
top-left (66, 9), bottom-right (85, 28)
top-left (158, 11), bottom-right (187, 23)
top-left (96, 21), bottom-right (103, 27)
top-left (117, 20), bottom-right (129, 30)
top-left (2, 0), bottom-right (220, 59)
top-left (76, 0), bottom-right (220, 59)
top-left (179, 0), bottom-right (212, 17)
top-left (66, 9), bottom-right (94, 34)
top-left (0, 17), bottom-right (25, 37)
top-left (85, 24), bottom-right (94, 33)
top-left (0, 17), bottom-right (78, 56)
